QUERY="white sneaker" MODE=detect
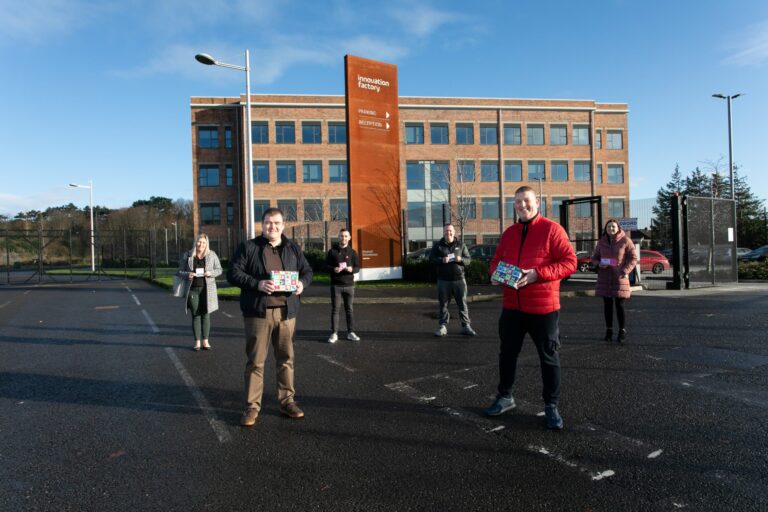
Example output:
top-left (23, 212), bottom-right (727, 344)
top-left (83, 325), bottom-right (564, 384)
top-left (347, 332), bottom-right (361, 341)
top-left (327, 333), bottom-right (338, 344)
top-left (434, 325), bottom-right (447, 337)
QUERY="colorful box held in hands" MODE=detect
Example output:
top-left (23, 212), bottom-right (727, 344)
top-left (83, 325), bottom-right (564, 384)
top-left (491, 261), bottom-right (525, 288)
top-left (270, 270), bottom-right (300, 292)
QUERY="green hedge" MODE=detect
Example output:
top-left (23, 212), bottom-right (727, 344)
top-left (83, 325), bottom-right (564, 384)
top-left (403, 259), bottom-right (490, 285)
top-left (738, 260), bottom-right (768, 280)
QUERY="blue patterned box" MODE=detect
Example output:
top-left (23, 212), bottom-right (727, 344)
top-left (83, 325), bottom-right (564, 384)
top-left (491, 261), bottom-right (524, 288)
top-left (270, 270), bottom-right (299, 292)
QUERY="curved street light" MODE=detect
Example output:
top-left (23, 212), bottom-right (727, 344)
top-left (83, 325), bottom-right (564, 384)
top-left (69, 180), bottom-right (95, 272)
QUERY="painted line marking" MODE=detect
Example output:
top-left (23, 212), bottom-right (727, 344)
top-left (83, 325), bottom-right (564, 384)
top-left (0, 301), bottom-right (11, 309)
top-left (648, 449), bottom-right (664, 459)
top-left (221, 311), bottom-right (234, 319)
top-left (131, 294), bottom-right (141, 306)
top-left (463, 384), bottom-right (478, 389)
top-left (487, 425), bottom-right (505, 433)
top-left (141, 310), bottom-right (159, 333)
top-left (528, 445), bottom-right (615, 481)
top-left (23, 290), bottom-right (31, 295)
top-left (124, 285), bottom-right (132, 292)
top-left (95, 305), bottom-right (120, 310)
top-left (316, 354), bottom-right (357, 373)
top-left (165, 347), bottom-right (231, 443)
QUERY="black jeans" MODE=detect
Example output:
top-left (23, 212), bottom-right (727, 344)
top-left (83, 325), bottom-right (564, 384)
top-left (437, 279), bottom-right (470, 326)
top-left (330, 285), bottom-right (355, 333)
top-left (497, 309), bottom-right (561, 405)
top-left (603, 297), bottom-right (626, 330)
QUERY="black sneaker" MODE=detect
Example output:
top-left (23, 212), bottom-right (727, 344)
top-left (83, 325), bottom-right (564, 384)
top-left (544, 404), bottom-right (563, 430)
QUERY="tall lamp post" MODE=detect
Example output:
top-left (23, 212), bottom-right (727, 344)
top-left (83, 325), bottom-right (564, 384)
top-left (69, 180), bottom-right (95, 272)
top-left (196, 50), bottom-right (254, 239)
top-left (712, 93), bottom-right (741, 199)
top-left (171, 221), bottom-right (179, 261)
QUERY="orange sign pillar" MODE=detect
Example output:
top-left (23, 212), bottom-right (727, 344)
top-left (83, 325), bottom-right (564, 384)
top-left (344, 55), bottom-right (403, 280)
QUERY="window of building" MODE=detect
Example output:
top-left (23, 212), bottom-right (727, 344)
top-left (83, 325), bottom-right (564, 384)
top-left (302, 122), bottom-right (321, 144)
top-left (328, 122), bottom-right (346, 144)
top-left (607, 164), bottom-right (624, 184)
top-left (503, 124), bottom-right (522, 145)
top-left (480, 125), bottom-right (498, 145)
top-left (252, 122), bottom-right (268, 144)
top-left (253, 161), bottom-right (269, 183)
top-left (199, 165), bottom-right (219, 187)
top-left (407, 201), bottom-right (426, 227)
top-left (462, 235), bottom-right (477, 247)
top-left (595, 129), bottom-right (602, 149)
top-left (277, 199), bottom-right (297, 221)
top-left (504, 161), bottom-right (522, 182)
top-left (226, 202), bottom-right (234, 225)
top-left (459, 197), bottom-right (476, 219)
top-left (607, 130), bottom-right (623, 149)
top-left (550, 125), bottom-right (567, 145)
top-left (527, 125), bottom-right (544, 145)
top-left (575, 202), bottom-right (591, 218)
top-left (330, 199), bottom-right (349, 221)
top-left (528, 161), bottom-right (545, 181)
top-left (275, 122), bottom-right (295, 144)
top-left (551, 161), bottom-right (568, 182)
top-left (430, 124), bottom-right (449, 144)
top-left (254, 200), bottom-right (271, 221)
top-left (329, 161), bottom-right (348, 183)
top-left (574, 161), bottom-right (591, 182)
top-left (198, 127), bottom-right (219, 149)
top-left (430, 161), bottom-right (449, 190)
top-left (200, 203), bottom-right (221, 225)
top-left (481, 197), bottom-right (500, 219)
top-left (484, 235), bottom-right (500, 245)
top-left (225, 165), bottom-right (233, 187)
top-left (540, 197), bottom-right (547, 217)
top-left (504, 197), bottom-right (516, 220)
top-left (303, 161), bottom-right (322, 183)
top-left (456, 124), bottom-right (474, 145)
top-left (551, 197), bottom-right (567, 219)
top-left (406, 161), bottom-right (425, 190)
top-left (224, 127), bottom-right (232, 149)
top-left (276, 161), bottom-right (296, 183)
top-left (596, 164), bottom-right (603, 184)
top-left (303, 199), bottom-right (323, 221)
top-left (608, 199), bottom-right (625, 218)
top-left (405, 124), bottom-right (424, 144)
top-left (481, 161), bottom-right (499, 182)
top-left (573, 125), bottom-right (589, 145)
top-left (431, 201), bottom-right (449, 226)
top-left (457, 160), bottom-right (475, 182)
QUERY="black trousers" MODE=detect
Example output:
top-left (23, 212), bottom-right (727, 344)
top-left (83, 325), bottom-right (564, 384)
top-left (497, 309), bottom-right (561, 405)
top-left (330, 285), bottom-right (355, 333)
top-left (603, 297), bottom-right (626, 330)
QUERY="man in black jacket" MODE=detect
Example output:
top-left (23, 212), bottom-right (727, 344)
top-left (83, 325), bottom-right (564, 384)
top-left (227, 207), bottom-right (313, 426)
top-left (325, 228), bottom-right (361, 343)
top-left (430, 223), bottom-right (476, 337)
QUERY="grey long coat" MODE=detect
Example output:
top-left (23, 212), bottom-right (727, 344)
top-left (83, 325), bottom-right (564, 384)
top-left (176, 250), bottom-right (222, 314)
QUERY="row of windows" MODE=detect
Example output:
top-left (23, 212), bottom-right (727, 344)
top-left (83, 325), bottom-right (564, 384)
top-left (405, 123), bottom-right (623, 149)
top-left (253, 160), bottom-right (348, 184)
top-left (198, 165), bottom-right (234, 187)
top-left (405, 160), bottom-right (624, 189)
top-left (199, 199), bottom-right (349, 225)
top-left (406, 197), bottom-right (626, 226)
top-left (198, 126), bottom-right (233, 149)
top-left (251, 121), bottom-right (347, 145)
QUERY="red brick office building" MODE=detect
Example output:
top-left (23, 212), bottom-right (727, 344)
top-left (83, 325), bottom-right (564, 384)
top-left (190, 94), bottom-right (629, 257)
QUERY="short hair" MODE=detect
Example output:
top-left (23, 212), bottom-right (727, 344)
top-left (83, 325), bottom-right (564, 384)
top-left (444, 223), bottom-right (455, 229)
top-left (514, 185), bottom-right (536, 196)
top-left (339, 228), bottom-right (351, 236)
top-left (261, 207), bottom-right (284, 222)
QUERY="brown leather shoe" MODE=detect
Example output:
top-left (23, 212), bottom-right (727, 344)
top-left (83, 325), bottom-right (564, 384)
top-left (240, 408), bottom-right (259, 427)
top-left (279, 402), bottom-right (305, 419)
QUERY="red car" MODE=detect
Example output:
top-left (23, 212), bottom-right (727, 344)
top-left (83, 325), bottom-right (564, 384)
top-left (640, 250), bottom-right (670, 274)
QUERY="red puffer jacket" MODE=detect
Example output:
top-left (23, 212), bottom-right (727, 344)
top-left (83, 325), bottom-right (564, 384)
top-left (490, 214), bottom-right (577, 314)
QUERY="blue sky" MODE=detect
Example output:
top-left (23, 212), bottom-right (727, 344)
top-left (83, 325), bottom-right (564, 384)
top-left (2, 0), bottom-right (767, 216)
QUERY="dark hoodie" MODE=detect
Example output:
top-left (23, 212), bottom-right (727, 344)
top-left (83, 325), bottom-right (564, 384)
top-left (325, 243), bottom-right (360, 286)
top-left (430, 238), bottom-right (471, 281)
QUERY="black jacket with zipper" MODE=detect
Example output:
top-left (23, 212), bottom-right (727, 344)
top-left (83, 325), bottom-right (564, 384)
top-left (325, 243), bottom-right (360, 286)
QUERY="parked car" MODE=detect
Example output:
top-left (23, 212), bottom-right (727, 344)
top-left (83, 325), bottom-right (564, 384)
top-left (406, 247), bottom-right (431, 262)
top-left (640, 250), bottom-right (670, 274)
top-left (737, 247), bottom-right (753, 258)
top-left (738, 244), bottom-right (768, 262)
top-left (576, 251), bottom-right (596, 273)
top-left (468, 244), bottom-right (497, 263)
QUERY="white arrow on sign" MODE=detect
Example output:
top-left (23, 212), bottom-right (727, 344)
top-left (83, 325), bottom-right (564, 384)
top-left (385, 112), bottom-right (390, 119)
top-left (386, 122), bottom-right (390, 129)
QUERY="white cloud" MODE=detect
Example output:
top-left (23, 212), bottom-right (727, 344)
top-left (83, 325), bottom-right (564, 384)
top-left (0, 188), bottom-right (80, 217)
top-left (388, 4), bottom-right (462, 37)
top-left (140, 0), bottom-right (286, 35)
top-left (336, 36), bottom-right (410, 63)
top-left (0, 0), bottom-right (99, 44)
top-left (723, 19), bottom-right (768, 66)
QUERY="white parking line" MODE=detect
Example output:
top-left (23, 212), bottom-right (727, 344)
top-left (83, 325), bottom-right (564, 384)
top-left (316, 354), bottom-right (358, 373)
top-left (23, 290), bottom-right (31, 295)
top-left (141, 310), bottom-right (159, 333)
top-left (131, 294), bottom-right (141, 306)
top-left (528, 445), bottom-right (615, 481)
top-left (124, 285), bottom-right (132, 292)
top-left (0, 301), bottom-right (11, 309)
top-left (221, 311), bottom-right (234, 319)
top-left (165, 347), bottom-right (232, 443)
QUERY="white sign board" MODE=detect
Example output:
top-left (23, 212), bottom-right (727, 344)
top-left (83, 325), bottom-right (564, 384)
top-left (619, 218), bottom-right (638, 231)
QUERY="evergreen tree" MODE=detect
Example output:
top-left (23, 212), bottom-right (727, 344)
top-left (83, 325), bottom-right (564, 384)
top-left (684, 167), bottom-right (712, 197)
top-left (650, 164), bottom-right (684, 249)
top-left (733, 168), bottom-right (767, 248)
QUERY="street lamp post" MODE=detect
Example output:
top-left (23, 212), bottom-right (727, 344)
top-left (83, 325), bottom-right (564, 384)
top-left (69, 180), bottom-right (95, 272)
top-left (196, 50), bottom-right (254, 239)
top-left (164, 228), bottom-right (168, 265)
top-left (712, 93), bottom-right (741, 199)
top-left (171, 221), bottom-right (179, 261)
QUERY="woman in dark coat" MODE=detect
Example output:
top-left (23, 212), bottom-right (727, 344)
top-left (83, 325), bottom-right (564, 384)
top-left (592, 219), bottom-right (638, 343)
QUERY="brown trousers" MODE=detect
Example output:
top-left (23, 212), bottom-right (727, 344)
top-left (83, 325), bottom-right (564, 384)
top-left (243, 307), bottom-right (296, 411)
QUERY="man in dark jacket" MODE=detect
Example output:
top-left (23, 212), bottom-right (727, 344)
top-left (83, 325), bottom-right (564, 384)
top-left (484, 186), bottom-right (576, 430)
top-left (430, 223), bottom-right (475, 337)
top-left (325, 228), bottom-right (361, 343)
top-left (227, 207), bottom-right (313, 427)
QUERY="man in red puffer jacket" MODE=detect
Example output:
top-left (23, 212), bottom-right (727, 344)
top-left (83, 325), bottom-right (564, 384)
top-left (484, 186), bottom-right (576, 430)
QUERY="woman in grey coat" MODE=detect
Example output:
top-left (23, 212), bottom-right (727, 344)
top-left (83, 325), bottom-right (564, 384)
top-left (177, 234), bottom-right (222, 351)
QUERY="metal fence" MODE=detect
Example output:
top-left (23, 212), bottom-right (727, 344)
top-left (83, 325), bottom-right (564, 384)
top-left (683, 196), bottom-right (738, 287)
